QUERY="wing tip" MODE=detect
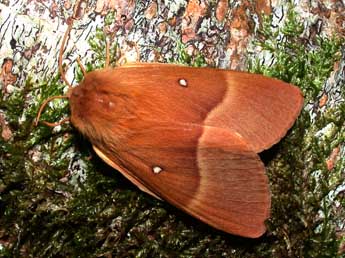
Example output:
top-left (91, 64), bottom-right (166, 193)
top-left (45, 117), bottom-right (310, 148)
top-left (243, 225), bottom-right (267, 238)
top-left (216, 216), bottom-right (269, 238)
top-left (254, 84), bottom-right (304, 153)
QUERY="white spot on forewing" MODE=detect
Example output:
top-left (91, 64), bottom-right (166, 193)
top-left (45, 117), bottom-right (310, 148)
top-left (178, 78), bottom-right (188, 87)
top-left (152, 166), bottom-right (163, 174)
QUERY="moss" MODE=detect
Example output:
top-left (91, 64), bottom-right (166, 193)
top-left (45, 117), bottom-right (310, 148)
top-left (87, 27), bottom-right (115, 70)
top-left (248, 8), bottom-right (341, 102)
top-left (1, 3), bottom-right (344, 258)
top-left (170, 41), bottom-right (207, 67)
top-left (248, 3), bottom-right (344, 257)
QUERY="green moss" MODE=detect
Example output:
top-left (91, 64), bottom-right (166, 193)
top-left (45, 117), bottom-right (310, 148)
top-left (87, 28), bottom-right (115, 70)
top-left (104, 10), bottom-right (116, 26)
top-left (170, 41), bottom-right (207, 67)
top-left (248, 3), bottom-right (344, 257)
top-left (248, 6), bottom-right (341, 102)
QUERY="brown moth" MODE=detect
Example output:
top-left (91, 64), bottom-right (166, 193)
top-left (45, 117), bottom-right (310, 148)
top-left (36, 18), bottom-right (303, 238)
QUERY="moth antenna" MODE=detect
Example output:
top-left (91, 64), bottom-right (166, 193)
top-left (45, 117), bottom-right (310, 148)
top-left (105, 39), bottom-right (110, 68)
top-left (36, 18), bottom-right (74, 127)
top-left (76, 56), bottom-right (87, 76)
top-left (36, 1), bottom-right (85, 128)
top-left (35, 95), bottom-right (70, 127)
top-left (58, 19), bottom-right (74, 90)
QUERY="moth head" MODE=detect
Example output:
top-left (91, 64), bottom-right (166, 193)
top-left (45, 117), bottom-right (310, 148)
top-left (34, 13), bottom-right (114, 131)
top-left (68, 72), bottom-right (109, 136)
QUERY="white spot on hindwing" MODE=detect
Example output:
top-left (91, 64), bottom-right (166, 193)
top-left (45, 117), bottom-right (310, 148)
top-left (178, 78), bottom-right (188, 87)
top-left (152, 166), bottom-right (163, 174)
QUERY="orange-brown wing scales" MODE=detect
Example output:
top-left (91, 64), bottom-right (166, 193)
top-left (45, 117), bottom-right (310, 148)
top-left (206, 71), bottom-right (304, 152)
top-left (70, 64), bottom-right (227, 137)
top-left (94, 124), bottom-right (270, 238)
top-left (68, 63), bottom-right (302, 237)
top-left (70, 64), bottom-right (303, 154)
top-left (96, 123), bottom-right (202, 204)
top-left (193, 126), bottom-right (269, 237)
top-left (93, 145), bottom-right (162, 200)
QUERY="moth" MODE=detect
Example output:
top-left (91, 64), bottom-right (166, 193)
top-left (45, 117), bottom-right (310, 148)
top-left (36, 19), bottom-right (303, 238)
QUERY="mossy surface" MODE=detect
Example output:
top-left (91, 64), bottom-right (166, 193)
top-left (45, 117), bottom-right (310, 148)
top-left (0, 3), bottom-right (344, 258)
top-left (248, 4), bottom-right (344, 257)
